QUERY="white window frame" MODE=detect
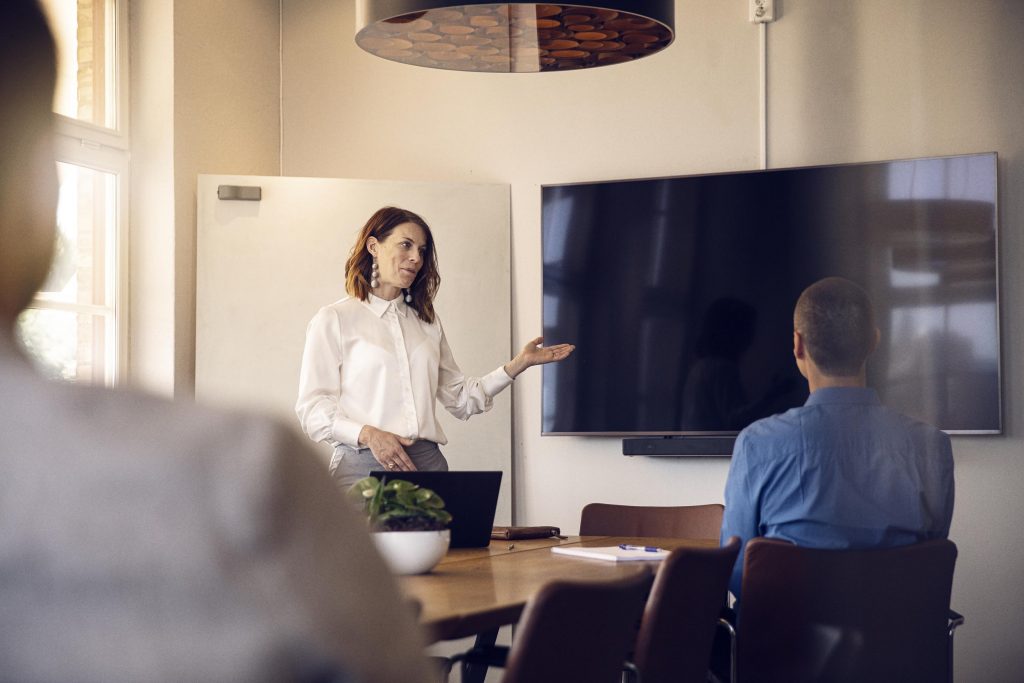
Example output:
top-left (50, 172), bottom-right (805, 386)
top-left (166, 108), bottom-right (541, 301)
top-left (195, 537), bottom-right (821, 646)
top-left (39, 0), bottom-right (130, 385)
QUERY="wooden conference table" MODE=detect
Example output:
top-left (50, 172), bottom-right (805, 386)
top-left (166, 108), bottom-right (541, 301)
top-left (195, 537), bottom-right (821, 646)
top-left (400, 535), bottom-right (718, 644)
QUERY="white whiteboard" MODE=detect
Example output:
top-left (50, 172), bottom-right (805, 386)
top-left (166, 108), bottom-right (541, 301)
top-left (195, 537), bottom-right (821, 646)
top-left (195, 175), bottom-right (512, 523)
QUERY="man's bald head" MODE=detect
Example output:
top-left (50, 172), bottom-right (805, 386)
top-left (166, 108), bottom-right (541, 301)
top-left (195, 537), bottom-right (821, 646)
top-left (794, 277), bottom-right (877, 377)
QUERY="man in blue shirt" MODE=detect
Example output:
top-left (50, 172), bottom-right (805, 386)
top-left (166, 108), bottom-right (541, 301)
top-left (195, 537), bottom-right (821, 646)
top-left (720, 277), bottom-right (955, 600)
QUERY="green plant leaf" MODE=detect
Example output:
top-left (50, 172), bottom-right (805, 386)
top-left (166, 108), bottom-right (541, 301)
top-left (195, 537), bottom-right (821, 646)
top-left (348, 476), bottom-right (452, 531)
top-left (346, 476), bottom-right (380, 502)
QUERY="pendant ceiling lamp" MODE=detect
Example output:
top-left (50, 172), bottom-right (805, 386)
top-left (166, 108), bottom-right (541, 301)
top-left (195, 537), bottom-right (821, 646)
top-left (356, 2), bottom-right (674, 73)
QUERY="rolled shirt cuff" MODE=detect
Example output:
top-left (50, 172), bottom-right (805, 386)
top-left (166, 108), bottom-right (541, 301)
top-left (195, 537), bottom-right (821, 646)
top-left (333, 417), bottom-right (365, 449)
top-left (483, 365), bottom-right (515, 396)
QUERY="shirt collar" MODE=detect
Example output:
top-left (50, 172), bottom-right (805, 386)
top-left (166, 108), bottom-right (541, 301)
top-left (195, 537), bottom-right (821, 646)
top-left (366, 293), bottom-right (409, 318)
top-left (805, 386), bottom-right (881, 407)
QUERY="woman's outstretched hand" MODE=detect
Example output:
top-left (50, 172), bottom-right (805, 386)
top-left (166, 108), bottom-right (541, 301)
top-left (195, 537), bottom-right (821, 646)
top-left (504, 336), bottom-right (575, 379)
top-left (359, 425), bottom-right (417, 472)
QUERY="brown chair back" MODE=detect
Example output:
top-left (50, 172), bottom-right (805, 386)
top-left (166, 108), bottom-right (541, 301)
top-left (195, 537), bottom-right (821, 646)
top-left (501, 569), bottom-right (654, 683)
top-left (580, 502), bottom-right (725, 540)
top-left (737, 537), bottom-right (958, 683)
top-left (632, 536), bottom-right (741, 683)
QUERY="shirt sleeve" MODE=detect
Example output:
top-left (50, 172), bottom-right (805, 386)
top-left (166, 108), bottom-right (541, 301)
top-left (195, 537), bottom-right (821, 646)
top-left (294, 308), bottom-right (364, 448)
top-left (721, 429), bottom-right (761, 600)
top-left (435, 323), bottom-right (513, 421)
top-left (936, 432), bottom-right (955, 538)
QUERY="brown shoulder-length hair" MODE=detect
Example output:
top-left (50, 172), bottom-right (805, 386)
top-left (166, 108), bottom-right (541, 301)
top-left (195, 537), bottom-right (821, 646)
top-left (344, 206), bottom-right (440, 324)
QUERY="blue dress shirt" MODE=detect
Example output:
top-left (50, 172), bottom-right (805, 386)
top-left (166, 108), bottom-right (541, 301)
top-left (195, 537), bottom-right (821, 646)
top-left (721, 386), bottom-right (955, 599)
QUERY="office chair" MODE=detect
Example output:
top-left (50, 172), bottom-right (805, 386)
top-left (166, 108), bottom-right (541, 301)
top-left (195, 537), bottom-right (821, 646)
top-left (734, 537), bottom-right (962, 683)
top-left (579, 502), bottom-right (725, 540)
top-left (624, 536), bottom-right (740, 683)
top-left (446, 569), bottom-right (654, 683)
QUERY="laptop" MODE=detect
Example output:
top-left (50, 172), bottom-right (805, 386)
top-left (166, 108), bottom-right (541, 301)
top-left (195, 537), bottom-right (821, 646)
top-left (370, 470), bottom-right (502, 548)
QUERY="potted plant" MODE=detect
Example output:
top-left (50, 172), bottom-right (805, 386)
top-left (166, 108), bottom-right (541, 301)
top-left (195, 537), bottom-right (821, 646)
top-left (347, 476), bottom-right (453, 575)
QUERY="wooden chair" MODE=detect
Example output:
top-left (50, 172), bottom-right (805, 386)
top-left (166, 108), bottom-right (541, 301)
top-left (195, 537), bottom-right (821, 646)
top-left (625, 536), bottom-right (741, 683)
top-left (735, 537), bottom-right (963, 683)
top-left (446, 569), bottom-right (654, 683)
top-left (580, 502), bottom-right (725, 540)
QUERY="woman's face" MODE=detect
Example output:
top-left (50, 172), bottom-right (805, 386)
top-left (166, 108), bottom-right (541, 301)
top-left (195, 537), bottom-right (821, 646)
top-left (368, 221), bottom-right (428, 299)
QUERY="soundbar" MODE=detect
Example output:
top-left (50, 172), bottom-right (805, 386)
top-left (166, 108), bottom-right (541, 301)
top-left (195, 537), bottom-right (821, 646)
top-left (622, 436), bottom-right (735, 457)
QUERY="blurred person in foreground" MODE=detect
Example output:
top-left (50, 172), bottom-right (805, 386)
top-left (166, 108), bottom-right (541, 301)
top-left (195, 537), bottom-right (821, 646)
top-left (0, 2), bottom-right (429, 681)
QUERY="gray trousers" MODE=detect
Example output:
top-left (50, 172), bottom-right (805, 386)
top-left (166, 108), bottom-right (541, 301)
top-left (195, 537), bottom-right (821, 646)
top-left (330, 440), bottom-right (448, 491)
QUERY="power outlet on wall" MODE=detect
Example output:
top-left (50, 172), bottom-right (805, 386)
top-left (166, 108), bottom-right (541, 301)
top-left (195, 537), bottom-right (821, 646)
top-left (749, 0), bottom-right (775, 23)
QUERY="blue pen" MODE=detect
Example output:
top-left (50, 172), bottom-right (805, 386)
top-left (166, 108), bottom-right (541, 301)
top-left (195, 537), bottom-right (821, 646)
top-left (619, 544), bottom-right (663, 552)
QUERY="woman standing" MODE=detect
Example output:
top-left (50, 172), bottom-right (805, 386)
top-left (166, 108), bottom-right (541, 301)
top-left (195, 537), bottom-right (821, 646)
top-left (296, 206), bottom-right (574, 489)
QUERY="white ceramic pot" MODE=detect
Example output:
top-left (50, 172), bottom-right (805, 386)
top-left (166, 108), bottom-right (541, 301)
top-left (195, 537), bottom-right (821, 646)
top-left (372, 529), bottom-right (451, 575)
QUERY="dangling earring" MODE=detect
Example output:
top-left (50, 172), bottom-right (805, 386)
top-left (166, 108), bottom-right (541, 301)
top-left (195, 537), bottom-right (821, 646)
top-left (404, 288), bottom-right (413, 304)
top-left (370, 256), bottom-right (379, 289)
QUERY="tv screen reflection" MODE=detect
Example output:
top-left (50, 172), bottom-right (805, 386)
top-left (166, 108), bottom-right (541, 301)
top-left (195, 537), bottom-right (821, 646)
top-left (541, 153), bottom-right (1000, 435)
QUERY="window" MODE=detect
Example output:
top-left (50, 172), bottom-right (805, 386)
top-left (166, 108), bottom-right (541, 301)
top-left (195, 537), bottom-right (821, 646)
top-left (19, 0), bottom-right (128, 385)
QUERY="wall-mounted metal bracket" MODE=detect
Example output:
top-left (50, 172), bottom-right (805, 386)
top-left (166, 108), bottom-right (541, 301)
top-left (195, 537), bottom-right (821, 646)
top-left (217, 185), bottom-right (262, 201)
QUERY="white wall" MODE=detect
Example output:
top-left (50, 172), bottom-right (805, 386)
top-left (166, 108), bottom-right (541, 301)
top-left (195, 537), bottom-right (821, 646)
top-left (129, 0), bottom-right (176, 393)
top-left (280, 2), bottom-right (1024, 678)
top-left (172, 0), bottom-right (282, 397)
top-left (129, 0), bottom-right (281, 397)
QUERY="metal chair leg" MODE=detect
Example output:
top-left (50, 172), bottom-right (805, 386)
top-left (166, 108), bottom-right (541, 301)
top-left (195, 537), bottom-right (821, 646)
top-left (716, 616), bottom-right (736, 683)
top-left (458, 629), bottom-right (499, 683)
top-left (947, 609), bottom-right (965, 683)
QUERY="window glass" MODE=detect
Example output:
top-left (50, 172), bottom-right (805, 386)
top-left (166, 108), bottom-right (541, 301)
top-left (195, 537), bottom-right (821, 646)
top-left (17, 309), bottom-right (111, 383)
top-left (17, 162), bottom-right (117, 385)
top-left (40, 0), bottom-right (117, 130)
top-left (36, 163), bottom-right (115, 307)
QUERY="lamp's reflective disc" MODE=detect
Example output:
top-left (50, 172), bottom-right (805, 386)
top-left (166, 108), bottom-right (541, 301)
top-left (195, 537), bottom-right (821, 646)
top-left (356, 2), bottom-right (674, 72)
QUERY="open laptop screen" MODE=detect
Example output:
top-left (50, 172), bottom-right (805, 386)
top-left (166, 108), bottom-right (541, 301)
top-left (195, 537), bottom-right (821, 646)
top-left (370, 470), bottom-right (502, 548)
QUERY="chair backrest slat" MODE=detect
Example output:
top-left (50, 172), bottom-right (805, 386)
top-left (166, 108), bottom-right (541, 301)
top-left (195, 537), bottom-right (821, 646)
top-left (580, 502), bottom-right (725, 540)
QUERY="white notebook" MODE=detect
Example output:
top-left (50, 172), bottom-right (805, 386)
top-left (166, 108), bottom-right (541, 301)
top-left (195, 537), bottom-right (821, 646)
top-left (551, 545), bottom-right (670, 562)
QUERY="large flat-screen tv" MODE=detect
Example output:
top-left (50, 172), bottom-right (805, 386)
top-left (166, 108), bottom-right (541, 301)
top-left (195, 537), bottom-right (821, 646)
top-left (541, 152), bottom-right (1000, 438)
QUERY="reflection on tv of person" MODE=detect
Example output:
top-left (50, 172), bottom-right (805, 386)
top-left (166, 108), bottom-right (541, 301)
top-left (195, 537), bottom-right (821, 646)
top-left (681, 297), bottom-right (791, 430)
top-left (295, 206), bottom-right (574, 489)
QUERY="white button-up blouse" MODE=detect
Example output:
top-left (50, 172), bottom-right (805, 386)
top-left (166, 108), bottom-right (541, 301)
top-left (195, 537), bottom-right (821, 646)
top-left (295, 293), bottom-right (513, 448)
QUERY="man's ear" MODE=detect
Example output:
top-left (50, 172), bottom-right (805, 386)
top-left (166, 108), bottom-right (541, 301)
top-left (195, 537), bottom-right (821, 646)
top-left (870, 326), bottom-right (880, 354)
top-left (793, 329), bottom-right (810, 381)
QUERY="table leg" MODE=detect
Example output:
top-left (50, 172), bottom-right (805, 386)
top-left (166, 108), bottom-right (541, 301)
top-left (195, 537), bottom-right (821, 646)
top-left (461, 628), bottom-right (498, 683)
